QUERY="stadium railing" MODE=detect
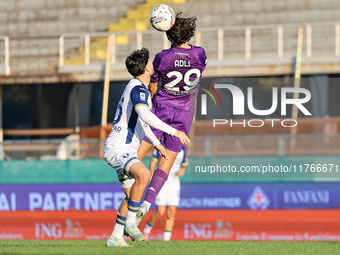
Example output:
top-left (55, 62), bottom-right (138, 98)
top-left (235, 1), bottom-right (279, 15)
top-left (2, 117), bottom-right (340, 160)
top-left (0, 36), bottom-right (10, 76)
top-left (58, 21), bottom-right (340, 72)
top-left (1, 21), bottom-right (340, 77)
top-left (2, 134), bottom-right (340, 160)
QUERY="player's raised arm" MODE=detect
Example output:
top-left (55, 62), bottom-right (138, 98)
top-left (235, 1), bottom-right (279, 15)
top-left (141, 123), bottom-right (168, 160)
top-left (135, 105), bottom-right (190, 145)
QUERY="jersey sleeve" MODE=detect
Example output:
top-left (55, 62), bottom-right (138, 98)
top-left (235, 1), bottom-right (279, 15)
top-left (200, 48), bottom-right (208, 71)
top-left (151, 149), bottom-right (160, 162)
top-left (181, 146), bottom-right (188, 166)
top-left (150, 53), bottom-right (161, 83)
top-left (130, 85), bottom-right (149, 109)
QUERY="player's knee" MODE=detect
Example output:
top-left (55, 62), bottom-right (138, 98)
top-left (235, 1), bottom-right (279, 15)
top-left (142, 170), bottom-right (151, 184)
top-left (157, 208), bottom-right (166, 217)
top-left (167, 207), bottom-right (177, 217)
top-left (135, 169), bottom-right (151, 187)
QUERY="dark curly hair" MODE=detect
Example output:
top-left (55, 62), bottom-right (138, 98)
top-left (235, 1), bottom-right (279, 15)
top-left (125, 47), bottom-right (150, 77)
top-left (166, 12), bottom-right (197, 47)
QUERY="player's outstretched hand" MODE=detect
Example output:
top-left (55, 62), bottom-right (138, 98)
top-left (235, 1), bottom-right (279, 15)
top-left (174, 131), bottom-right (190, 145)
top-left (155, 143), bottom-right (168, 160)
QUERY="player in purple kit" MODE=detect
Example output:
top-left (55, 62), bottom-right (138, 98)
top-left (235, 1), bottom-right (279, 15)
top-left (136, 12), bottom-right (207, 223)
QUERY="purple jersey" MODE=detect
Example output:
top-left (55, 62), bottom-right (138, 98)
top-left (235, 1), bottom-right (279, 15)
top-left (150, 44), bottom-right (207, 111)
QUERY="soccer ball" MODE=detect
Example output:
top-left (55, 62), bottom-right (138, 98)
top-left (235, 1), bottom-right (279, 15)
top-left (150, 4), bottom-right (175, 32)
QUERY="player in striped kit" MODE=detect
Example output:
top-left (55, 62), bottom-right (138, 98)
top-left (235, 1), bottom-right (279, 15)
top-left (104, 48), bottom-right (189, 247)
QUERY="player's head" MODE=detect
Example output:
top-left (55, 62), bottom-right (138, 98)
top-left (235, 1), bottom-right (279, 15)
top-left (166, 12), bottom-right (197, 46)
top-left (125, 47), bottom-right (154, 77)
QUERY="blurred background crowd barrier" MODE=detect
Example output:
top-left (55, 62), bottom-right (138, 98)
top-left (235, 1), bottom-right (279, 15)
top-left (2, 117), bottom-right (340, 160)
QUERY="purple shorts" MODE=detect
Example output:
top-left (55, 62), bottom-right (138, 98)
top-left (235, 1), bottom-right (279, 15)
top-left (143, 103), bottom-right (193, 152)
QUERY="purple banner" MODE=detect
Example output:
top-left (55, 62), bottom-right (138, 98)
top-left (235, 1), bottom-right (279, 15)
top-left (0, 184), bottom-right (125, 211)
top-left (0, 182), bottom-right (339, 211)
top-left (180, 182), bottom-right (340, 209)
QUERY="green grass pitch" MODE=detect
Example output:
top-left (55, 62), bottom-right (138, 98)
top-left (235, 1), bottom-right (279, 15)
top-left (0, 240), bottom-right (339, 255)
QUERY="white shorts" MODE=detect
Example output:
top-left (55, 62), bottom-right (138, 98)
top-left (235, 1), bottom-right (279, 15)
top-left (104, 142), bottom-right (140, 188)
top-left (155, 179), bottom-right (180, 207)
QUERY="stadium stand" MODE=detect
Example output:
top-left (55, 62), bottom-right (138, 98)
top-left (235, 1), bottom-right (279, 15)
top-left (0, 0), bottom-right (144, 37)
top-left (64, 0), bottom-right (186, 65)
top-left (0, 0), bottom-right (187, 74)
top-left (1, 0), bottom-right (340, 80)
top-left (0, 0), bottom-right (146, 75)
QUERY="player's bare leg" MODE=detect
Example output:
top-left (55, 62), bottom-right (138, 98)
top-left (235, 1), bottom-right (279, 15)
top-left (150, 206), bottom-right (167, 224)
top-left (106, 187), bottom-right (131, 247)
top-left (123, 162), bottom-right (151, 241)
top-left (128, 162), bottom-right (151, 202)
top-left (118, 188), bottom-right (130, 216)
top-left (164, 206), bottom-right (177, 241)
top-left (137, 140), bottom-right (153, 161)
top-left (157, 149), bottom-right (178, 174)
top-left (137, 149), bottom-right (178, 224)
top-left (142, 206), bottom-right (166, 240)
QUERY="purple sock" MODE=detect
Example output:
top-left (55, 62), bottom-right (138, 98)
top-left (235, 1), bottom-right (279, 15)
top-left (145, 169), bottom-right (168, 204)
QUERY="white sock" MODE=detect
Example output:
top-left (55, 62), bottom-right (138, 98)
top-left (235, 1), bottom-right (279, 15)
top-left (143, 201), bottom-right (151, 211)
top-left (111, 223), bottom-right (124, 239)
top-left (143, 221), bottom-right (154, 234)
top-left (126, 199), bottom-right (141, 223)
top-left (126, 210), bottom-right (137, 223)
top-left (163, 230), bottom-right (172, 241)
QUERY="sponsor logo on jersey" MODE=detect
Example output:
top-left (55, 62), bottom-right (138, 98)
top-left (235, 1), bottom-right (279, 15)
top-left (112, 125), bottom-right (122, 133)
top-left (175, 52), bottom-right (189, 56)
top-left (149, 187), bottom-right (156, 192)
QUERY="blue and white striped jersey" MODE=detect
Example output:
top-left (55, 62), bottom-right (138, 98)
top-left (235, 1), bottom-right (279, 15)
top-left (107, 78), bottom-right (152, 150)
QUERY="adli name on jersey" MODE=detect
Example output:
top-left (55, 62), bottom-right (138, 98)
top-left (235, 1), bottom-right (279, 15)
top-left (175, 60), bottom-right (190, 67)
